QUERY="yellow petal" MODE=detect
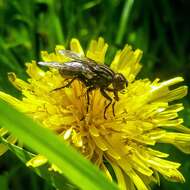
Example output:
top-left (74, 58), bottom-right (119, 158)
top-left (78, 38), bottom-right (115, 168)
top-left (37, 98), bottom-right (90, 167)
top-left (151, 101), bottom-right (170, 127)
top-left (101, 163), bottom-right (113, 181)
top-left (26, 61), bottom-right (45, 80)
top-left (110, 45), bottom-right (143, 82)
top-left (8, 72), bottom-right (30, 91)
top-left (111, 163), bottom-right (127, 190)
top-left (70, 38), bottom-right (84, 55)
top-left (86, 37), bottom-right (108, 63)
top-left (49, 164), bottom-right (62, 173)
top-left (0, 91), bottom-right (23, 109)
top-left (0, 127), bottom-right (8, 137)
top-left (26, 155), bottom-right (48, 167)
top-left (0, 144), bottom-right (8, 156)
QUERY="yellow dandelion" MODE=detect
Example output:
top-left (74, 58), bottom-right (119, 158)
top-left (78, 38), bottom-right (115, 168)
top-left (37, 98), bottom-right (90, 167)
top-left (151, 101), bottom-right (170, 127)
top-left (0, 37), bottom-right (190, 190)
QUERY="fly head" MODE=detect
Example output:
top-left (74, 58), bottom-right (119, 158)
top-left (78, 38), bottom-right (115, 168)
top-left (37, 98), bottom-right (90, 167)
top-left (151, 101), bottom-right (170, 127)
top-left (113, 73), bottom-right (128, 91)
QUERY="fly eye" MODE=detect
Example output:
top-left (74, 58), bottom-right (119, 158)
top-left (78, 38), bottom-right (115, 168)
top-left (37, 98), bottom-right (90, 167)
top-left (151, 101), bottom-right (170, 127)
top-left (117, 76), bottom-right (125, 83)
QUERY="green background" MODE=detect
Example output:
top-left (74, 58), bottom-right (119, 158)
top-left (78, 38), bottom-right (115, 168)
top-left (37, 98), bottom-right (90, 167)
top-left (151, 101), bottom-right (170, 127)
top-left (0, 0), bottom-right (190, 189)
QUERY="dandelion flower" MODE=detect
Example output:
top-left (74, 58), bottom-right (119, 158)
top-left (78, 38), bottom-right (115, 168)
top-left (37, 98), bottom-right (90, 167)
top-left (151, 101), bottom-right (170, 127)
top-left (0, 37), bottom-right (190, 190)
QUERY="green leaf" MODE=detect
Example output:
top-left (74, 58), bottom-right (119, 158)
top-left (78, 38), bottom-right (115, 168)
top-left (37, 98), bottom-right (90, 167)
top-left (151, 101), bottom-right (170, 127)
top-left (0, 99), bottom-right (118, 190)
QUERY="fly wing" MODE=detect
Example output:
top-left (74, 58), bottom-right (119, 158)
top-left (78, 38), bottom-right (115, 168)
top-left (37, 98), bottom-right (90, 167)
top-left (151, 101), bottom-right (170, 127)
top-left (58, 50), bottom-right (92, 63)
top-left (62, 61), bottom-right (97, 79)
top-left (38, 61), bottom-right (97, 79)
top-left (58, 51), bottom-right (113, 80)
top-left (38, 61), bottom-right (66, 69)
top-left (58, 50), bottom-right (82, 59)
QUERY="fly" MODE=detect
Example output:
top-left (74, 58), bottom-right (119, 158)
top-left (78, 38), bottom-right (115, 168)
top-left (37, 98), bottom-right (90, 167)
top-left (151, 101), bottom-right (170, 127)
top-left (38, 50), bottom-right (128, 119)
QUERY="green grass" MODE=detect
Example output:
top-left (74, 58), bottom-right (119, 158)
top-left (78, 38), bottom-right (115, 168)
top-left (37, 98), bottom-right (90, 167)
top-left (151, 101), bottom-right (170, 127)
top-left (0, 0), bottom-right (190, 190)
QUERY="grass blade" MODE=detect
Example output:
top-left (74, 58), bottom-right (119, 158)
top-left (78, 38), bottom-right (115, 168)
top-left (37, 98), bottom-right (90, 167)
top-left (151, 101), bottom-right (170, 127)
top-left (115, 0), bottom-right (134, 45)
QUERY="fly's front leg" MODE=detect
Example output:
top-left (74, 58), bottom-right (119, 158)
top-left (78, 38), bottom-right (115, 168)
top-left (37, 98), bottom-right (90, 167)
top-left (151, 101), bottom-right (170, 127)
top-left (52, 77), bottom-right (77, 92)
top-left (100, 88), bottom-right (112, 119)
top-left (106, 87), bottom-right (119, 101)
top-left (111, 102), bottom-right (116, 116)
top-left (112, 90), bottom-right (119, 117)
top-left (86, 86), bottom-right (96, 112)
top-left (106, 88), bottom-right (119, 117)
top-left (113, 90), bottom-right (119, 101)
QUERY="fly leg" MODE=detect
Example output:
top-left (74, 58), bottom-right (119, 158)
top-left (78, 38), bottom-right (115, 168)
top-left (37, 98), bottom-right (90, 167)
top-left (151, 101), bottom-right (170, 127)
top-left (86, 86), bottom-right (96, 112)
top-left (100, 88), bottom-right (112, 119)
top-left (106, 88), bottom-right (119, 117)
top-left (111, 102), bottom-right (116, 116)
top-left (52, 77), bottom-right (77, 91)
top-left (106, 88), bottom-right (119, 100)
